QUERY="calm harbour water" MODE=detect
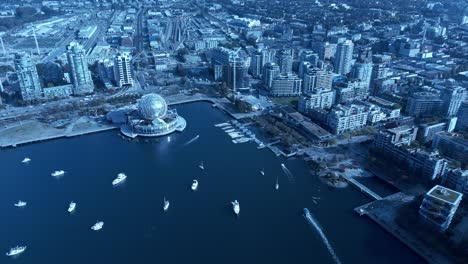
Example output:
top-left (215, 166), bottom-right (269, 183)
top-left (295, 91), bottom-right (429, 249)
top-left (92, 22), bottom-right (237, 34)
top-left (0, 102), bottom-right (424, 264)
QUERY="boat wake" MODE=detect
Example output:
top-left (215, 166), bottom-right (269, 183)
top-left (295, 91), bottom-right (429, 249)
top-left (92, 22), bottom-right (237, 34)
top-left (303, 208), bottom-right (341, 264)
top-left (280, 164), bottom-right (295, 183)
top-left (183, 135), bottom-right (200, 146)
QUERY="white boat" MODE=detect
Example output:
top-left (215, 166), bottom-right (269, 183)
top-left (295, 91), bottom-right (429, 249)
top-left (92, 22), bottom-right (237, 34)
top-left (6, 246), bottom-right (26, 257)
top-left (68, 202), bottom-right (76, 213)
top-left (281, 163), bottom-right (286, 168)
top-left (167, 136), bottom-right (171, 143)
top-left (260, 169), bottom-right (265, 176)
top-left (275, 176), bottom-right (279, 190)
top-left (21, 158), bottom-right (31, 163)
top-left (91, 221), bottom-right (104, 231)
top-left (231, 200), bottom-right (240, 215)
top-left (112, 173), bottom-right (127, 186)
top-left (14, 200), bottom-right (27, 207)
top-left (198, 161), bottom-right (204, 170)
top-left (191, 180), bottom-right (198, 191)
top-left (163, 197), bottom-right (170, 212)
top-left (51, 170), bottom-right (65, 177)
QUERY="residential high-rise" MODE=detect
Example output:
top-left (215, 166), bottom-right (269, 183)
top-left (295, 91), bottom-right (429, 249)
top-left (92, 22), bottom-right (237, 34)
top-left (318, 42), bottom-right (336, 60)
top-left (277, 49), bottom-right (293, 75)
top-left (419, 185), bottom-right (463, 232)
top-left (441, 86), bottom-right (466, 117)
top-left (66, 41), bottom-right (94, 95)
top-left (303, 68), bottom-right (334, 94)
top-left (351, 62), bottom-right (373, 87)
top-left (333, 40), bottom-right (354, 75)
top-left (114, 53), bottom-right (133, 88)
top-left (262, 62), bottom-right (280, 89)
top-left (456, 102), bottom-right (468, 131)
top-left (210, 47), bottom-right (249, 91)
top-left (14, 53), bottom-right (42, 101)
top-left (406, 92), bottom-right (443, 117)
top-left (250, 51), bottom-right (263, 78)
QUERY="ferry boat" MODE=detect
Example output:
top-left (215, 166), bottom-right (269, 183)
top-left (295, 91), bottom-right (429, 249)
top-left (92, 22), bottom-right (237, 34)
top-left (163, 197), bottom-right (170, 212)
top-left (191, 180), bottom-right (198, 191)
top-left (51, 170), bottom-right (65, 177)
top-left (91, 221), bottom-right (104, 231)
top-left (68, 202), bottom-right (76, 213)
top-left (112, 173), bottom-right (127, 186)
top-left (231, 200), bottom-right (240, 215)
top-left (21, 158), bottom-right (31, 163)
top-left (6, 246), bottom-right (26, 257)
top-left (198, 161), bottom-right (204, 170)
top-left (14, 200), bottom-right (27, 207)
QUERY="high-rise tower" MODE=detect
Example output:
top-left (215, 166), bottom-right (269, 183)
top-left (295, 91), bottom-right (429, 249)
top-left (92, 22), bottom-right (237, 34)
top-left (66, 41), bottom-right (94, 95)
top-left (14, 53), bottom-right (42, 100)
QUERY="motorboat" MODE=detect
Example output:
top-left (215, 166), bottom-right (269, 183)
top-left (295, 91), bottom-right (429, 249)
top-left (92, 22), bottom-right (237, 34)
top-left (191, 180), bottom-right (198, 191)
top-left (163, 197), bottom-right (170, 212)
top-left (198, 161), bottom-right (204, 170)
top-left (112, 173), bottom-right (127, 186)
top-left (260, 169), bottom-right (265, 176)
top-left (6, 246), bottom-right (26, 257)
top-left (51, 170), bottom-right (65, 177)
top-left (91, 221), bottom-right (104, 231)
top-left (231, 200), bottom-right (240, 215)
top-left (21, 158), bottom-right (31, 163)
top-left (14, 200), bottom-right (27, 207)
top-left (68, 202), bottom-right (76, 213)
top-left (275, 176), bottom-right (279, 190)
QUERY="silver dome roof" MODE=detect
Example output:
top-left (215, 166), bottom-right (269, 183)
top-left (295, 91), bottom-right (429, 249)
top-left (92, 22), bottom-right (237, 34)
top-left (138, 94), bottom-right (168, 120)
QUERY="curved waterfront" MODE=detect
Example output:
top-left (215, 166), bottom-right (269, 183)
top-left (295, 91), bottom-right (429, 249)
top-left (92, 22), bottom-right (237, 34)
top-left (0, 102), bottom-right (424, 264)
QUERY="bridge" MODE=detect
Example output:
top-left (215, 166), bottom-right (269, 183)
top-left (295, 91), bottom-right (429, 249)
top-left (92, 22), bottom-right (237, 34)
top-left (344, 177), bottom-right (383, 200)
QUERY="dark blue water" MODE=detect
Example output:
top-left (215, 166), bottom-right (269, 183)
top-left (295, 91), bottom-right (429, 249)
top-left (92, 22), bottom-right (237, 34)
top-left (0, 102), bottom-right (424, 264)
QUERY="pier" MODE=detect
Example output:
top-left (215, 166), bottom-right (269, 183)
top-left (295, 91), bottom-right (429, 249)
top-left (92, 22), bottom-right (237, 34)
top-left (344, 177), bottom-right (382, 200)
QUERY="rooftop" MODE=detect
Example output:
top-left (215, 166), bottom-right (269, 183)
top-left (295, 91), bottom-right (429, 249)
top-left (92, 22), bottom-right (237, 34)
top-left (427, 185), bottom-right (463, 205)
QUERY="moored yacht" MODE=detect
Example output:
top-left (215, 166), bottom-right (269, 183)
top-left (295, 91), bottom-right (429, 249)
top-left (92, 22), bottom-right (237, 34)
top-left (6, 246), bottom-right (26, 257)
top-left (14, 200), bottom-right (27, 207)
top-left (91, 221), bottom-right (104, 231)
top-left (231, 200), bottom-right (240, 215)
top-left (163, 197), bottom-right (170, 212)
top-left (112, 173), bottom-right (127, 186)
top-left (191, 180), bottom-right (198, 191)
top-left (51, 170), bottom-right (65, 177)
top-left (68, 202), bottom-right (76, 213)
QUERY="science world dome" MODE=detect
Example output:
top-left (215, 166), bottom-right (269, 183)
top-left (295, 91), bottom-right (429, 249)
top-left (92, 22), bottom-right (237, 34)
top-left (114, 93), bottom-right (186, 138)
top-left (138, 94), bottom-right (168, 120)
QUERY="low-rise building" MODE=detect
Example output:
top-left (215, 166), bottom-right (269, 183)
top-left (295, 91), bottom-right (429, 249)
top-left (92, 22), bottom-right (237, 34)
top-left (442, 169), bottom-right (468, 196)
top-left (374, 126), bottom-right (448, 181)
top-left (270, 74), bottom-right (302, 97)
top-left (419, 185), bottom-right (463, 232)
top-left (43, 84), bottom-right (73, 99)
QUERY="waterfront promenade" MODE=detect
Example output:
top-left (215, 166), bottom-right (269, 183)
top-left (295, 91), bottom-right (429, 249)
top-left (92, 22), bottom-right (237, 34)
top-left (0, 94), bottom-right (254, 148)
